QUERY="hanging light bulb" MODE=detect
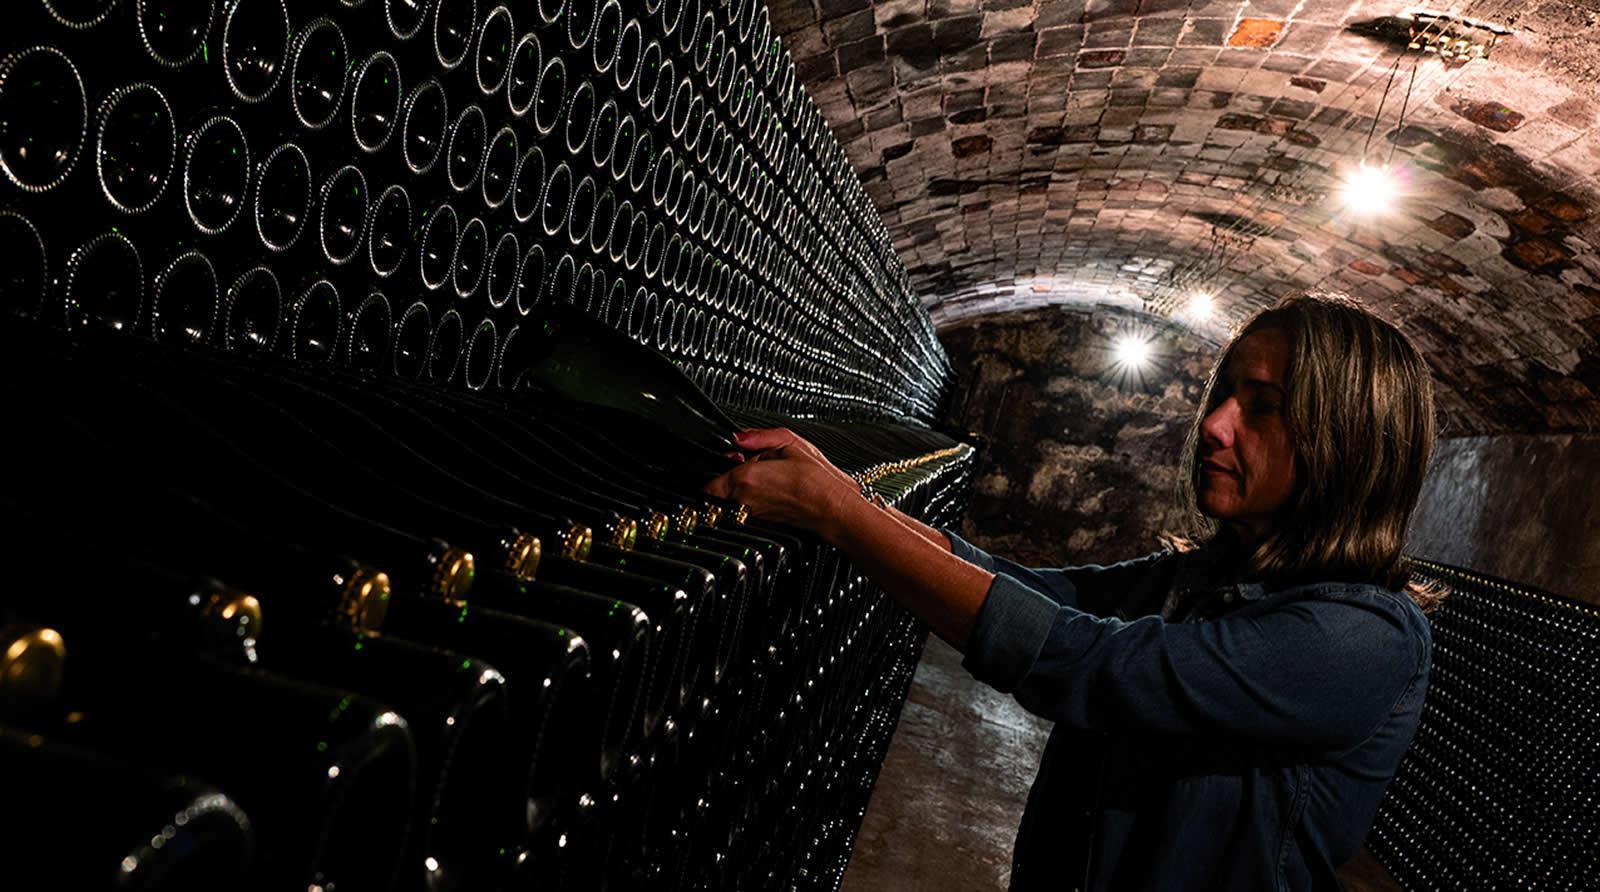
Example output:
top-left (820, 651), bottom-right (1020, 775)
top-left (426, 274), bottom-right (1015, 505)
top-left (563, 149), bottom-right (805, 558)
top-left (1114, 333), bottom-right (1153, 368)
top-left (1338, 160), bottom-right (1400, 216)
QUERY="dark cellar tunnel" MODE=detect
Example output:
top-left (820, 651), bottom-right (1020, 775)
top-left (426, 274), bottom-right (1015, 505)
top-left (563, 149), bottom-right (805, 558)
top-left (0, 0), bottom-right (1595, 890)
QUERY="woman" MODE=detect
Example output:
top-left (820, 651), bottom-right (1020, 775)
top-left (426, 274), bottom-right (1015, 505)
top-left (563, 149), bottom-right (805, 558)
top-left (705, 292), bottom-right (1440, 891)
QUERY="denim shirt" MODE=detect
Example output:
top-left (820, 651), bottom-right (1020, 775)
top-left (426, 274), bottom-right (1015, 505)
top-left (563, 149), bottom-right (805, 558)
top-left (941, 531), bottom-right (1432, 892)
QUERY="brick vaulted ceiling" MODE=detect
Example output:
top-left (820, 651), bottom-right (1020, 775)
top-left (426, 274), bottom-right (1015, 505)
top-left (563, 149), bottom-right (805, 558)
top-left (768, 0), bottom-right (1600, 436)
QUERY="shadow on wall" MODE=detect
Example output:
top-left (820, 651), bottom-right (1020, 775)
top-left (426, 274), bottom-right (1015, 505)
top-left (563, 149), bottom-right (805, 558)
top-left (1407, 433), bottom-right (1600, 603)
top-left (940, 304), bottom-right (1218, 568)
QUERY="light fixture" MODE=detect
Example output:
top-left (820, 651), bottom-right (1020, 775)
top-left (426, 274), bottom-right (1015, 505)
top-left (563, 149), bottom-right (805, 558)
top-left (1338, 161), bottom-right (1400, 216)
top-left (1114, 333), bottom-right (1153, 368)
top-left (1186, 291), bottom-right (1215, 322)
top-left (1101, 325), bottom-right (1162, 394)
top-left (1406, 9), bottom-right (1512, 61)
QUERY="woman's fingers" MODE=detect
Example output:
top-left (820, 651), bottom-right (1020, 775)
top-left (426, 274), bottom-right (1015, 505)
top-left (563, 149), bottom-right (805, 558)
top-left (705, 461), bottom-right (767, 503)
top-left (732, 428), bottom-right (796, 451)
top-left (748, 445), bottom-right (785, 462)
top-left (706, 435), bottom-right (858, 532)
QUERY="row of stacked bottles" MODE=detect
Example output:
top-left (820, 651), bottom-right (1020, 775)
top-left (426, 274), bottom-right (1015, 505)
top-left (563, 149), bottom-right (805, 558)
top-left (0, 1), bottom-right (969, 890)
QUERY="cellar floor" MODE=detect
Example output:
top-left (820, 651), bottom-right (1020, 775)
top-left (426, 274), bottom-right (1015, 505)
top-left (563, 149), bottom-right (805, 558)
top-left (841, 634), bottom-right (1053, 891)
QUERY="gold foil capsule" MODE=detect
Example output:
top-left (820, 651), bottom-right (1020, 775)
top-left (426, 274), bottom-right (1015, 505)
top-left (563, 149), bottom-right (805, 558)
top-left (613, 517), bottom-right (639, 550)
top-left (341, 566), bottom-right (395, 632)
top-left (430, 545), bottom-right (476, 601)
top-left (504, 531), bottom-right (542, 580)
top-left (0, 626), bottom-right (66, 709)
top-left (646, 511), bottom-right (671, 541)
top-left (200, 586), bottom-right (264, 640)
top-left (562, 524), bottom-right (594, 561)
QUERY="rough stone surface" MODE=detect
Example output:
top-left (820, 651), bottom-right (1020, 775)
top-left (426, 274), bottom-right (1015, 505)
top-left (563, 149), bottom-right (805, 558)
top-left (939, 303), bottom-right (1217, 565)
top-left (1407, 433), bottom-right (1600, 602)
top-left (773, 0), bottom-right (1600, 437)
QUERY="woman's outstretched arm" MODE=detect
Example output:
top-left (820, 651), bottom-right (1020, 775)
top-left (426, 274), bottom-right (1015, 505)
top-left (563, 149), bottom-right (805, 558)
top-left (704, 428), bottom-right (992, 650)
top-left (883, 503), bottom-right (958, 551)
top-left (824, 490), bottom-right (995, 651)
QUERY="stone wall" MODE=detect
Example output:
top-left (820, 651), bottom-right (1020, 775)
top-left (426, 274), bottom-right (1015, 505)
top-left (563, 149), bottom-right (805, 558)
top-left (940, 303), bottom-right (1217, 567)
top-left (773, 0), bottom-right (1600, 439)
top-left (1407, 434), bottom-right (1600, 603)
top-left (942, 306), bottom-right (1600, 601)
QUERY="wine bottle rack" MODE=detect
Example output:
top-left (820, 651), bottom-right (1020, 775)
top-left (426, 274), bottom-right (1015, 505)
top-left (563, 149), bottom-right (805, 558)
top-left (0, 1), bottom-right (966, 890)
top-left (1368, 560), bottom-right (1600, 891)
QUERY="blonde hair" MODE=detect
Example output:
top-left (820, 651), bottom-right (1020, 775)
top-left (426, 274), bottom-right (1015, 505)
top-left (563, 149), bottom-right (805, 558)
top-left (1164, 292), bottom-right (1447, 612)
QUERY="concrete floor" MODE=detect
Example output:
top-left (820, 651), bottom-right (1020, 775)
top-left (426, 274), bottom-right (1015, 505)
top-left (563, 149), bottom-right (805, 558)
top-left (838, 636), bottom-right (1405, 892)
top-left (841, 634), bottom-right (1053, 891)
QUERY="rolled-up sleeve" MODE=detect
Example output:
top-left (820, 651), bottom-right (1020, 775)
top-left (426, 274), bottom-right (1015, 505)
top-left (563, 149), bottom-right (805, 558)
top-left (962, 575), bottom-right (1427, 749)
top-left (942, 527), bottom-right (998, 572)
top-left (941, 528), bottom-right (1089, 609)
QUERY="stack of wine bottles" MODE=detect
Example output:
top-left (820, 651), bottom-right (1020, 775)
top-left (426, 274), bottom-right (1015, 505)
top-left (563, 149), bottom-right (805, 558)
top-left (1366, 560), bottom-right (1600, 890)
top-left (0, 1), bottom-right (969, 890)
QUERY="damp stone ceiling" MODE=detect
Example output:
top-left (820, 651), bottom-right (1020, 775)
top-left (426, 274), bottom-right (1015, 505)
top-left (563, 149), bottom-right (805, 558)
top-left (769, 0), bottom-right (1600, 436)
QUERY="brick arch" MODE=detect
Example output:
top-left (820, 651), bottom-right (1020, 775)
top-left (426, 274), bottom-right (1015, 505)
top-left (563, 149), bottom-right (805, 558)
top-left (771, 0), bottom-right (1600, 435)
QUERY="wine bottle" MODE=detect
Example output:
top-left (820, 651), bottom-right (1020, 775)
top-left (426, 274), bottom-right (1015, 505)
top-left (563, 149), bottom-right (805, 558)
top-left (59, 659), bottom-right (418, 892)
top-left (444, 100), bottom-right (487, 195)
top-left (0, 340), bottom-right (478, 603)
top-left (263, 621), bottom-right (518, 892)
top-left (0, 727), bottom-right (256, 889)
top-left (0, 209), bottom-right (49, 321)
top-left (217, 0), bottom-right (293, 108)
top-left (588, 542), bottom-right (734, 690)
top-left (367, 181), bottom-right (414, 279)
top-left (8, 501), bottom-right (264, 668)
top-left (284, 16), bottom-right (350, 132)
top-left (178, 111), bottom-right (252, 237)
top-left (16, 514), bottom-right (536, 892)
top-left (60, 228), bottom-right (146, 335)
top-left (0, 624), bottom-right (66, 727)
top-left (2, 373), bottom-right (610, 885)
top-left (148, 246), bottom-right (223, 345)
top-left (377, 594), bottom-right (597, 842)
top-left (0, 44), bottom-right (88, 196)
top-left (538, 556), bottom-right (704, 723)
top-left (440, 570), bottom-right (653, 784)
top-left (132, 342), bottom-right (581, 572)
top-left (2, 393), bottom-right (545, 890)
top-left (349, 47), bottom-right (404, 155)
top-left (294, 373), bottom-right (644, 550)
top-left (93, 80), bottom-right (179, 217)
top-left (508, 303), bottom-right (742, 459)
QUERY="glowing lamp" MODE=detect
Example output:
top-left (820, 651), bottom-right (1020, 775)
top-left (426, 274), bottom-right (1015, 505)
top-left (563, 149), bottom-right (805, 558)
top-left (1114, 334), bottom-right (1153, 368)
top-left (1339, 161), bottom-right (1398, 216)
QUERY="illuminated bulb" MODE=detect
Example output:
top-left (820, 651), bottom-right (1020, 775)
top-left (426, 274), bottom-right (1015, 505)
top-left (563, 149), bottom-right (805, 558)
top-left (1339, 161), bottom-right (1397, 216)
top-left (1114, 334), bottom-right (1152, 367)
top-left (425, 856), bottom-right (440, 872)
top-left (1187, 292), bottom-right (1214, 321)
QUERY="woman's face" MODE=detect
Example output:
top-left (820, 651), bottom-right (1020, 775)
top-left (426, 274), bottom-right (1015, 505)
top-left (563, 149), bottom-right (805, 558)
top-left (1196, 327), bottom-right (1298, 545)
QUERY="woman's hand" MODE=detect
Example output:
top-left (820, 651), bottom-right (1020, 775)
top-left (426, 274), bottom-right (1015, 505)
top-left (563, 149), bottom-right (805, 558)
top-left (703, 428), bottom-right (859, 536)
top-left (711, 427), bottom-right (996, 650)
